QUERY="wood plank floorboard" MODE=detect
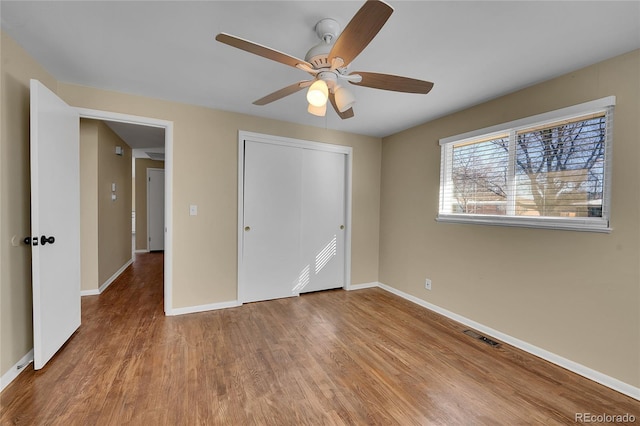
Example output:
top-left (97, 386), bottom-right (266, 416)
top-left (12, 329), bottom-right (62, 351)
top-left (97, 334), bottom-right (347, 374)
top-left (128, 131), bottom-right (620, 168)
top-left (1, 252), bottom-right (638, 425)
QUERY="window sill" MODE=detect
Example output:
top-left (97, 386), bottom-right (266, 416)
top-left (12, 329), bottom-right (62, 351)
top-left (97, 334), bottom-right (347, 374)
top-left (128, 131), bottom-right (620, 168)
top-left (436, 214), bottom-right (612, 233)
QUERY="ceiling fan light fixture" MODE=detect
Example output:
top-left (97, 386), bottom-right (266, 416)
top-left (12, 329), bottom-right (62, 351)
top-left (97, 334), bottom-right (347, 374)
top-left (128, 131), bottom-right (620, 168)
top-left (334, 86), bottom-right (356, 112)
top-left (308, 102), bottom-right (326, 117)
top-left (306, 80), bottom-right (329, 107)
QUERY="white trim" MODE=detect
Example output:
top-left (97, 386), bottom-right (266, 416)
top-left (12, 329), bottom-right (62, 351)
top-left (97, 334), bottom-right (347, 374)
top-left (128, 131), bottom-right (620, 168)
top-left (75, 108), bottom-right (174, 316)
top-left (239, 131), bottom-right (353, 154)
top-left (236, 131), bottom-right (353, 303)
top-left (0, 349), bottom-right (33, 392)
top-left (376, 282), bottom-right (639, 401)
top-left (344, 149), bottom-right (353, 293)
top-left (436, 214), bottom-right (612, 233)
top-left (134, 249), bottom-right (149, 254)
top-left (237, 135), bottom-right (245, 303)
top-left (439, 96), bottom-right (616, 146)
top-left (166, 300), bottom-right (242, 316)
top-left (80, 258), bottom-right (133, 297)
top-left (346, 282), bottom-right (379, 291)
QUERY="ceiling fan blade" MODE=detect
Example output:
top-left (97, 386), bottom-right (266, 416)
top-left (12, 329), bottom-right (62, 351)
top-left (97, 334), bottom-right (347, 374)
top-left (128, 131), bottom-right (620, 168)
top-left (216, 33), bottom-right (313, 70)
top-left (253, 81), bottom-right (311, 106)
top-left (328, 0), bottom-right (393, 67)
top-left (329, 92), bottom-right (355, 119)
top-left (349, 72), bottom-right (434, 94)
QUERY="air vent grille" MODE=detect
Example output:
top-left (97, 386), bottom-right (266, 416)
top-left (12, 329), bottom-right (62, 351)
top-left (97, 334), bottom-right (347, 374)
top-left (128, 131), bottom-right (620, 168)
top-left (463, 330), bottom-right (500, 347)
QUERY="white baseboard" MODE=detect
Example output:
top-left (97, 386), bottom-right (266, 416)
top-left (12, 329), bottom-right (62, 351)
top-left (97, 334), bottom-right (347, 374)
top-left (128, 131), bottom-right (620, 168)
top-left (374, 281), bottom-right (639, 401)
top-left (80, 258), bottom-right (133, 297)
top-left (166, 300), bottom-right (242, 316)
top-left (346, 282), bottom-right (379, 291)
top-left (134, 249), bottom-right (148, 254)
top-left (1, 349), bottom-right (33, 392)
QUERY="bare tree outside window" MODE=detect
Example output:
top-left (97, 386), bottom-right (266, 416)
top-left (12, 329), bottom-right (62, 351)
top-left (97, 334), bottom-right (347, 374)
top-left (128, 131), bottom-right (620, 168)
top-left (511, 116), bottom-right (605, 217)
top-left (450, 115), bottom-right (606, 218)
top-left (451, 137), bottom-right (508, 214)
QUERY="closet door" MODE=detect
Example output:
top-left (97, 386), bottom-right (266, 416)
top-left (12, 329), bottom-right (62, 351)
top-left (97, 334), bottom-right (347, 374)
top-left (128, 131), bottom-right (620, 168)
top-left (299, 149), bottom-right (346, 293)
top-left (242, 141), bottom-right (303, 303)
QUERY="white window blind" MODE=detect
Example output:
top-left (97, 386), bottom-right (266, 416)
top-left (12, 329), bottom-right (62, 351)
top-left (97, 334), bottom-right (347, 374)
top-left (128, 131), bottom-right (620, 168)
top-left (438, 97), bottom-right (615, 232)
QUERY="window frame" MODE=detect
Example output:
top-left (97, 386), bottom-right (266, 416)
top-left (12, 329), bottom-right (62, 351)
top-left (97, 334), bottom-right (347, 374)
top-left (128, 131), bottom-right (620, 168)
top-left (437, 96), bottom-right (615, 233)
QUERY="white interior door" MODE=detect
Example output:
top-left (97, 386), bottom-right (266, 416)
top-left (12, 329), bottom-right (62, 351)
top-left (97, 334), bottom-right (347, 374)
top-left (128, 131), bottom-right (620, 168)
top-left (300, 149), bottom-right (346, 293)
top-left (242, 141), bottom-right (303, 302)
top-left (30, 79), bottom-right (81, 370)
top-left (147, 168), bottom-right (165, 251)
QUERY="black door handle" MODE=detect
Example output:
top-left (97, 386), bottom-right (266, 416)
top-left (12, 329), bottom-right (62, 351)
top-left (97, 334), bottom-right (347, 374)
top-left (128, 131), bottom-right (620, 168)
top-left (40, 235), bottom-right (55, 246)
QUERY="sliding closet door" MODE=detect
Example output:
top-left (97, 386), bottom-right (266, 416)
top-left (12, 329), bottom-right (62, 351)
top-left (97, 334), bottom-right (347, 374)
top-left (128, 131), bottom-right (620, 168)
top-left (242, 141), bottom-right (303, 303)
top-left (299, 149), bottom-right (346, 293)
top-left (241, 135), bottom-right (349, 303)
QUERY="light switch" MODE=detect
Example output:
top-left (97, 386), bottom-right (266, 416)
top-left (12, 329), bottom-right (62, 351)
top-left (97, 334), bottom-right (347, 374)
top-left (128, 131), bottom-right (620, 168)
top-left (111, 193), bottom-right (117, 201)
top-left (189, 205), bottom-right (198, 216)
top-left (112, 183), bottom-right (116, 192)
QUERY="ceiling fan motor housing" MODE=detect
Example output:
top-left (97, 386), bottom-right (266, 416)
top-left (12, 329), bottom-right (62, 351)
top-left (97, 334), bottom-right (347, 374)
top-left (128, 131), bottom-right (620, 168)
top-left (305, 43), bottom-right (331, 69)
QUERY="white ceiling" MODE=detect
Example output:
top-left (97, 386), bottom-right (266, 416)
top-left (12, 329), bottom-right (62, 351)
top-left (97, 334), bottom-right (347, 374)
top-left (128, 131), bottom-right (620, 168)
top-left (105, 120), bottom-right (165, 151)
top-left (2, 1), bottom-right (639, 140)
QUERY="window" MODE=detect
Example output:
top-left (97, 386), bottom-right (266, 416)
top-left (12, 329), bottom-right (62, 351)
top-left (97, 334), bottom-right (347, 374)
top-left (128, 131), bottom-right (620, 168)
top-left (438, 97), bottom-right (615, 232)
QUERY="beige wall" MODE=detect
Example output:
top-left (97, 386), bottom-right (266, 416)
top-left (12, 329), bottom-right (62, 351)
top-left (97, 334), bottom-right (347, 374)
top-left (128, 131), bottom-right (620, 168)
top-left (80, 119), bottom-right (99, 291)
top-left (0, 32), bottom-right (58, 375)
top-left (134, 158), bottom-right (165, 251)
top-left (96, 121), bottom-right (133, 285)
top-left (56, 83), bottom-right (382, 309)
top-left (379, 50), bottom-right (640, 387)
top-left (80, 119), bottom-right (132, 291)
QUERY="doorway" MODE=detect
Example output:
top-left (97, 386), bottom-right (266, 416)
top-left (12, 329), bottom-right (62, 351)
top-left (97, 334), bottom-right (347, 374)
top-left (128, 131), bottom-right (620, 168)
top-left (147, 168), bottom-right (165, 251)
top-left (77, 108), bottom-right (174, 315)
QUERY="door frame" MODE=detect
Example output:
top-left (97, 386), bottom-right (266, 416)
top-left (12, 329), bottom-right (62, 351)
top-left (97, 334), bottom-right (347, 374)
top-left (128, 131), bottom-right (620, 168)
top-left (76, 107), bottom-right (174, 315)
top-left (237, 131), bottom-right (353, 303)
top-left (146, 168), bottom-right (165, 251)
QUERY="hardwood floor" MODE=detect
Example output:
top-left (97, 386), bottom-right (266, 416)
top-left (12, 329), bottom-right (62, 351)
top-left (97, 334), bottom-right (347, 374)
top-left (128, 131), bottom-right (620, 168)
top-left (1, 252), bottom-right (638, 425)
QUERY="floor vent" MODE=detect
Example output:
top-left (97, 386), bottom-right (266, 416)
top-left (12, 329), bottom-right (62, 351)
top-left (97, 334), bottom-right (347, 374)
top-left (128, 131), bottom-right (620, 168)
top-left (463, 330), bottom-right (500, 347)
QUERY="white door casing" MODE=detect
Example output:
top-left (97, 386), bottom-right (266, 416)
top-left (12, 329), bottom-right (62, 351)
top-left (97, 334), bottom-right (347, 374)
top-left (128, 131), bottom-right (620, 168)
top-left (238, 132), bottom-right (352, 303)
top-left (75, 107), bottom-right (174, 315)
top-left (147, 168), bottom-right (165, 251)
top-left (30, 79), bottom-right (81, 369)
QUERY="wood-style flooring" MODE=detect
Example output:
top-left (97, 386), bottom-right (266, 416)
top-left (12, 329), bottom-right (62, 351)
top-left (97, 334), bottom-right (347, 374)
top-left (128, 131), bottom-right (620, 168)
top-left (1, 252), bottom-right (638, 425)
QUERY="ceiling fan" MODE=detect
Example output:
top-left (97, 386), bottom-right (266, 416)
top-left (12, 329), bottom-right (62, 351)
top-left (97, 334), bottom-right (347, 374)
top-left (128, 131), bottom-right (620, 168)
top-left (215, 0), bottom-right (433, 119)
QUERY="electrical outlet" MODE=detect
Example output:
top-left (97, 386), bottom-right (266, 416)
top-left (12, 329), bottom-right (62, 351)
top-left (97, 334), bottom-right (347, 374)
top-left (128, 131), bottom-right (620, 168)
top-left (425, 278), bottom-right (432, 290)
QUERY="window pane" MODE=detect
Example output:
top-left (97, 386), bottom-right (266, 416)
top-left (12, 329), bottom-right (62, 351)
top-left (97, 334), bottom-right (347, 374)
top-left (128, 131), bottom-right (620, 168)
top-left (451, 137), bottom-right (509, 215)
top-left (515, 115), bottom-right (605, 218)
